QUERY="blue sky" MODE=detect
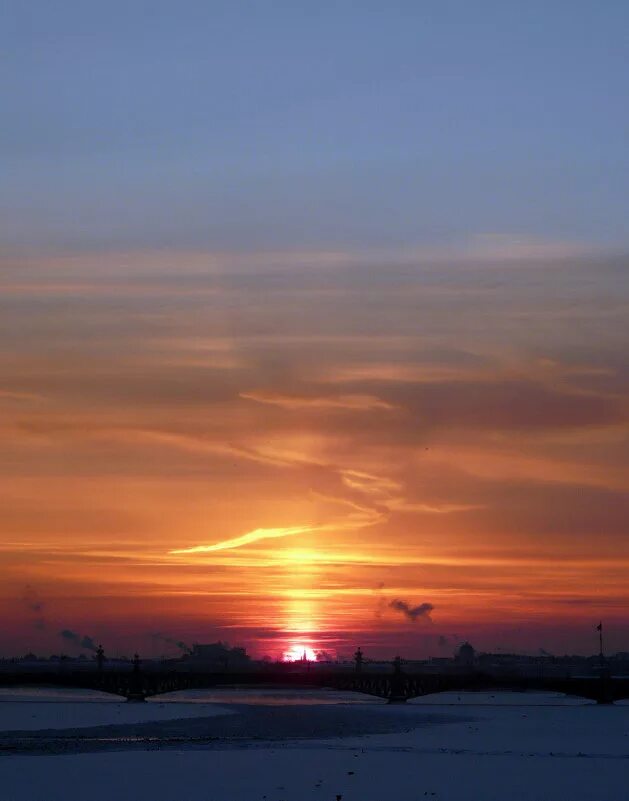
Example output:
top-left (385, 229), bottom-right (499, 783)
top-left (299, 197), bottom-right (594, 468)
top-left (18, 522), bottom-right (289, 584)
top-left (2, 1), bottom-right (628, 250)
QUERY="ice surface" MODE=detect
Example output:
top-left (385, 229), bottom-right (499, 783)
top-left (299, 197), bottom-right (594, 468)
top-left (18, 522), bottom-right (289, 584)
top-left (2, 690), bottom-right (628, 800)
top-left (0, 688), bottom-right (232, 731)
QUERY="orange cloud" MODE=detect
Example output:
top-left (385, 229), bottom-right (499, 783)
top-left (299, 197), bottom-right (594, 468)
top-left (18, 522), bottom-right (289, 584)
top-left (170, 525), bottom-right (323, 554)
top-left (1, 248), bottom-right (627, 658)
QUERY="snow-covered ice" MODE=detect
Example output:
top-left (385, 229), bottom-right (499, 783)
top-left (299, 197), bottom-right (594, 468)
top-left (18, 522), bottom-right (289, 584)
top-left (1, 690), bottom-right (628, 800)
top-left (0, 688), bottom-right (232, 731)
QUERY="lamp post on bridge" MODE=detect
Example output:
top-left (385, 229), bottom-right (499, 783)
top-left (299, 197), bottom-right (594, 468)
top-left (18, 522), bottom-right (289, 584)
top-left (126, 653), bottom-right (146, 703)
top-left (596, 622), bottom-right (613, 704)
top-left (354, 647), bottom-right (363, 674)
top-left (388, 655), bottom-right (407, 703)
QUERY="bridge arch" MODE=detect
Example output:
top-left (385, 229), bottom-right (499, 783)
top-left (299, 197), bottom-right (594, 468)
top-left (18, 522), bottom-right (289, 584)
top-left (1, 669), bottom-right (626, 704)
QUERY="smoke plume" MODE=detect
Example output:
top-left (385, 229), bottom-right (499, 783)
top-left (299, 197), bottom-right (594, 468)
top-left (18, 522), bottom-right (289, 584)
top-left (151, 632), bottom-right (191, 654)
top-left (22, 585), bottom-right (47, 630)
top-left (59, 629), bottom-right (98, 652)
top-left (373, 581), bottom-right (387, 619)
top-left (389, 599), bottom-right (434, 621)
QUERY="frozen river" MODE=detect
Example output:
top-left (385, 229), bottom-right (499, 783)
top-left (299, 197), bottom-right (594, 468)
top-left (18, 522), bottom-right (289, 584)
top-left (1, 687), bottom-right (628, 800)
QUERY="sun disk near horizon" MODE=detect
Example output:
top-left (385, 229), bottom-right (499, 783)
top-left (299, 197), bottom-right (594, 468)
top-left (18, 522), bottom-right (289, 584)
top-left (282, 644), bottom-right (319, 662)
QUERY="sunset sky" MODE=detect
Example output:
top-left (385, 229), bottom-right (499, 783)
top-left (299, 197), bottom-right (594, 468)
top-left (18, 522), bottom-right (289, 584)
top-left (2, 2), bottom-right (628, 660)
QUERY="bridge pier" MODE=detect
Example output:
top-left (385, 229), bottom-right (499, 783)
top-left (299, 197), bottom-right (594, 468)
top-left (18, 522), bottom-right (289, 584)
top-left (387, 655), bottom-right (408, 703)
top-left (596, 688), bottom-right (614, 705)
top-left (125, 692), bottom-right (147, 703)
top-left (596, 666), bottom-right (614, 704)
top-left (125, 653), bottom-right (147, 702)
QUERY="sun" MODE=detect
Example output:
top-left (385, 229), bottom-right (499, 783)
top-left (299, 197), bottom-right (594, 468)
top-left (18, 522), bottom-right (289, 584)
top-left (283, 644), bottom-right (318, 662)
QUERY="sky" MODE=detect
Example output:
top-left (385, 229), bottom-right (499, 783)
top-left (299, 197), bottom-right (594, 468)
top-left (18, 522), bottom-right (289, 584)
top-left (1, 2), bottom-right (628, 661)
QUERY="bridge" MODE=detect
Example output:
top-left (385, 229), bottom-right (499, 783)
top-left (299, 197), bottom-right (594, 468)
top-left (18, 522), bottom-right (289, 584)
top-left (1, 656), bottom-right (627, 704)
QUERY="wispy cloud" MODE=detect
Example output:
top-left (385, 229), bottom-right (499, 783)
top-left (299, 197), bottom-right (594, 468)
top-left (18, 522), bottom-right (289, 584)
top-left (170, 525), bottom-right (325, 554)
top-left (0, 389), bottom-right (43, 402)
top-left (386, 500), bottom-right (485, 514)
top-left (2, 245), bottom-right (627, 656)
top-left (240, 391), bottom-right (395, 411)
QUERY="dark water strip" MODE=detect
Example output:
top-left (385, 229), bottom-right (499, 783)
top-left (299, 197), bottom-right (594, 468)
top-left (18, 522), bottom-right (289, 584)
top-left (0, 704), bottom-right (470, 757)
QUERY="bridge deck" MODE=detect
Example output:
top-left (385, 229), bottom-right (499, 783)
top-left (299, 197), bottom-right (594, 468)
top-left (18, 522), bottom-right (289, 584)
top-left (1, 669), bottom-right (627, 704)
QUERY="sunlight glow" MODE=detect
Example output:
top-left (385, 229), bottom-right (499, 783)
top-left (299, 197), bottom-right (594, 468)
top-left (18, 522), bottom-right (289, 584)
top-left (283, 644), bottom-right (318, 662)
top-left (170, 525), bottom-right (320, 554)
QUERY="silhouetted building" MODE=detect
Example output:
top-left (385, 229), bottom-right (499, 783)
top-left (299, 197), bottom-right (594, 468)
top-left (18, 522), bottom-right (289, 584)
top-left (188, 642), bottom-right (250, 669)
top-left (455, 642), bottom-right (476, 667)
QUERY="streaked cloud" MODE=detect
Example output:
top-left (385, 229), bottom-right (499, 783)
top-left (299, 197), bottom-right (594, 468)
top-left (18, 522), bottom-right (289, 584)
top-left (0, 389), bottom-right (43, 402)
top-left (386, 500), bottom-right (486, 514)
top-left (1, 247), bottom-right (627, 658)
top-left (171, 525), bottom-right (323, 554)
top-left (240, 390), bottom-right (395, 411)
